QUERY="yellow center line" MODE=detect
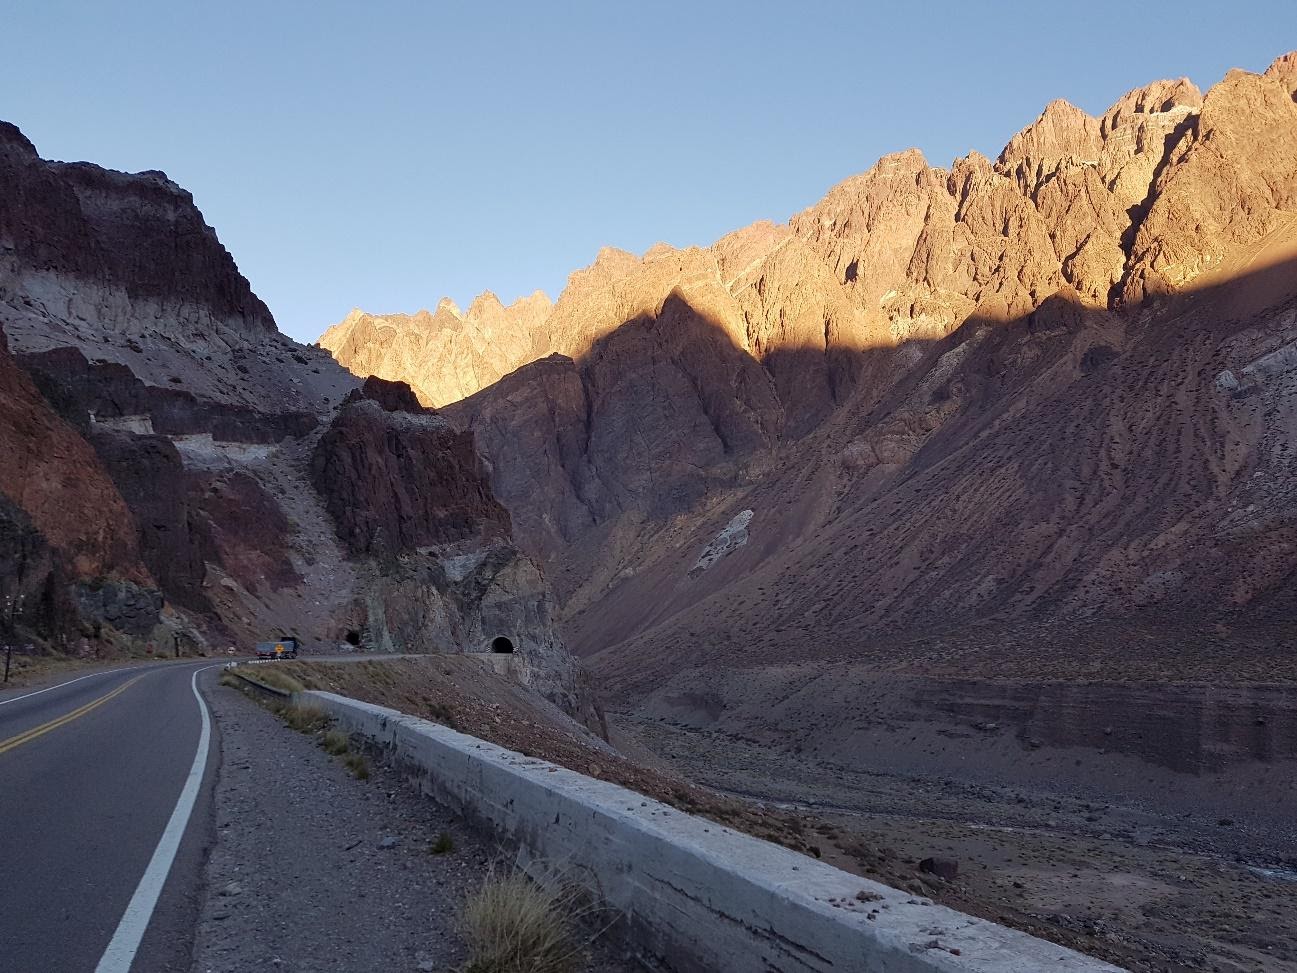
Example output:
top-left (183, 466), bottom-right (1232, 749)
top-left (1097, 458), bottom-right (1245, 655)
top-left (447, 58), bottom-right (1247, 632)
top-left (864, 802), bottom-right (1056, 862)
top-left (0, 674), bottom-right (148, 756)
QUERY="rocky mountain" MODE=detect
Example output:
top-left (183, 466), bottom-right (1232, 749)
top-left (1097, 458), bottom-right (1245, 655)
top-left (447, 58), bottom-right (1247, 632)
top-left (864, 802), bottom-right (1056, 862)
top-left (0, 123), bottom-right (600, 731)
top-left (319, 291), bottom-right (553, 407)
top-left (323, 54), bottom-right (1297, 737)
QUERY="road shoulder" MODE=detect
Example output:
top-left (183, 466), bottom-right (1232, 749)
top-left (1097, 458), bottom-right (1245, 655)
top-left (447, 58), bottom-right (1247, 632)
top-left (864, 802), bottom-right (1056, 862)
top-left (192, 684), bottom-right (639, 973)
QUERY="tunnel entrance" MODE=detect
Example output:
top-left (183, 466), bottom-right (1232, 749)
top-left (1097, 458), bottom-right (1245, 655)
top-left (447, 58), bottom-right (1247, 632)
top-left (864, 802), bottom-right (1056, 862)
top-left (491, 635), bottom-right (515, 654)
top-left (344, 629), bottom-right (361, 646)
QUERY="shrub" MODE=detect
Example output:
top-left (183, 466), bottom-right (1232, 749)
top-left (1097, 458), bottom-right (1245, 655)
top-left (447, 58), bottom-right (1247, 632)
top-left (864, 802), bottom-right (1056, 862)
top-left (323, 730), bottom-right (350, 755)
top-left (343, 753), bottom-right (369, 779)
top-left (251, 667), bottom-right (305, 695)
top-left (283, 703), bottom-right (328, 734)
top-left (462, 869), bottom-right (581, 973)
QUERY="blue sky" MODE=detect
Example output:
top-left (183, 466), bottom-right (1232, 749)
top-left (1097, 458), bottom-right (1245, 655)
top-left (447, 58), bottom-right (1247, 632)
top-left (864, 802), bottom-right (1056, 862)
top-left (4, 1), bottom-right (1294, 342)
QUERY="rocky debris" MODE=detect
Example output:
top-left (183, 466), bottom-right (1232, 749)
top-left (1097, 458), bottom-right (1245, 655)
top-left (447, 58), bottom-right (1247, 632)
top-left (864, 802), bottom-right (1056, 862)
top-left (625, 713), bottom-right (1297, 973)
top-left (690, 509), bottom-right (754, 577)
top-left (919, 857), bottom-right (959, 881)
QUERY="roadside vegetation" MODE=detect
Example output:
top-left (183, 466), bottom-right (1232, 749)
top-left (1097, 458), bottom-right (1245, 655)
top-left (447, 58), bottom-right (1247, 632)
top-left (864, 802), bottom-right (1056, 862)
top-left (461, 867), bottom-right (591, 973)
top-left (343, 751), bottom-right (370, 779)
top-left (323, 729), bottom-right (350, 755)
top-left (221, 665), bottom-right (368, 777)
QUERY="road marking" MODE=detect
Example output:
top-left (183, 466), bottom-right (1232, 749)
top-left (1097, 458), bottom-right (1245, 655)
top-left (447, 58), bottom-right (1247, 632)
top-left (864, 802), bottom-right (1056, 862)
top-left (95, 666), bottom-right (216, 973)
top-left (0, 674), bottom-right (147, 755)
top-left (0, 665), bottom-right (144, 707)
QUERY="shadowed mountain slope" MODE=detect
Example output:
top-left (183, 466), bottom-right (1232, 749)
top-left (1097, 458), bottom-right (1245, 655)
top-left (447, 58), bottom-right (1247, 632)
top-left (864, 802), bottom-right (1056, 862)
top-left (325, 53), bottom-right (1297, 714)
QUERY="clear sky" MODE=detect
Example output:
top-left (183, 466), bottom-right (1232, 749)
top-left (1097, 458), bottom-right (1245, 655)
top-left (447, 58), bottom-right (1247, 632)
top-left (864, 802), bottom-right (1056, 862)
top-left (4, 1), bottom-right (1294, 342)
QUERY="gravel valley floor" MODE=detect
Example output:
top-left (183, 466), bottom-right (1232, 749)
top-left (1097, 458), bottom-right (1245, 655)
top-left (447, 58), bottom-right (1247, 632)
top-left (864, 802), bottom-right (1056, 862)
top-left (617, 716), bottom-right (1297, 973)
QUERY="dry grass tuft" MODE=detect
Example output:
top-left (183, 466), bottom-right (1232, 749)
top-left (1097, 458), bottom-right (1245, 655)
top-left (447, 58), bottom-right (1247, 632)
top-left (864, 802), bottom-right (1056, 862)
top-left (323, 729), bottom-right (350, 755)
top-left (343, 752), bottom-right (369, 779)
top-left (248, 667), bottom-right (305, 695)
top-left (461, 868), bottom-right (586, 973)
top-left (281, 703), bottom-right (329, 734)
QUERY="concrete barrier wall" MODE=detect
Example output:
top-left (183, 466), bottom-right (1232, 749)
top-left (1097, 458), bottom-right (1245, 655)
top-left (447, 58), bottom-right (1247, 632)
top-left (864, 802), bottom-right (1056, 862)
top-left (303, 690), bottom-right (1126, 973)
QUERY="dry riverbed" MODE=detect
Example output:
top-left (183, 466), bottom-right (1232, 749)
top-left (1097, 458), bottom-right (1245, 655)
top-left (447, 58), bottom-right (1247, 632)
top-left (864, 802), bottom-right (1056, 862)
top-left (617, 715), bottom-right (1297, 973)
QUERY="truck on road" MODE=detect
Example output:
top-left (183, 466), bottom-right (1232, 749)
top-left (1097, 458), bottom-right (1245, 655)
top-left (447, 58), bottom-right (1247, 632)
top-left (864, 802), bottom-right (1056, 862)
top-left (254, 638), bottom-right (299, 660)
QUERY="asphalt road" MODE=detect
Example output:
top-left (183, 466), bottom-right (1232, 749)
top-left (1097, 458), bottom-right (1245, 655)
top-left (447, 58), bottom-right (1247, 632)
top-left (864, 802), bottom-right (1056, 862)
top-left (0, 661), bottom-right (220, 973)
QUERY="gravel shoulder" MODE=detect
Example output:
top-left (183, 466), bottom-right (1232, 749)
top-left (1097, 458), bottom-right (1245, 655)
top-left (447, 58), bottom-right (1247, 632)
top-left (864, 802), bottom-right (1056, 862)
top-left (192, 683), bottom-right (639, 973)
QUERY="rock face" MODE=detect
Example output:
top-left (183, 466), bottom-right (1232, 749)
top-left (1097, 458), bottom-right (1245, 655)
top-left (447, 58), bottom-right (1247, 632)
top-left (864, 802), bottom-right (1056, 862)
top-left (0, 121), bottom-right (274, 343)
top-left (0, 119), bottom-right (356, 411)
top-left (1122, 66), bottom-right (1297, 302)
top-left (319, 292), bottom-right (553, 407)
top-left (311, 377), bottom-right (511, 555)
top-left (0, 121), bottom-right (602, 730)
top-left (0, 322), bottom-right (174, 648)
top-left (310, 377), bottom-right (601, 728)
top-left (0, 323), bottom-right (143, 582)
top-left (321, 53), bottom-right (1297, 742)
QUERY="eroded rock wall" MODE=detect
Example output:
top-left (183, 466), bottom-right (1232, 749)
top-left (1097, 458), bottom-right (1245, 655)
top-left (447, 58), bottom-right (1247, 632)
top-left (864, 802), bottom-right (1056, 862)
top-left (311, 377), bottom-right (605, 731)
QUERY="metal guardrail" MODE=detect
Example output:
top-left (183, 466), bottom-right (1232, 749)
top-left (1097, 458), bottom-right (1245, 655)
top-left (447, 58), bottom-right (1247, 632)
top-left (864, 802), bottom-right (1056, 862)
top-left (226, 667), bottom-right (291, 701)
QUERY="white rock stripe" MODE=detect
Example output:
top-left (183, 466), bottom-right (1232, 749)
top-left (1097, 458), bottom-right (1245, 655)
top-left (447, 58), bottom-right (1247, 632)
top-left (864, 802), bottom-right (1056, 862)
top-left (95, 666), bottom-right (215, 973)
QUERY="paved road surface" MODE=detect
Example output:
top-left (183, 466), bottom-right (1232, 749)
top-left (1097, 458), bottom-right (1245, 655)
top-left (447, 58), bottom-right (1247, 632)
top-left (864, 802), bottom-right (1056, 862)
top-left (0, 661), bottom-right (219, 973)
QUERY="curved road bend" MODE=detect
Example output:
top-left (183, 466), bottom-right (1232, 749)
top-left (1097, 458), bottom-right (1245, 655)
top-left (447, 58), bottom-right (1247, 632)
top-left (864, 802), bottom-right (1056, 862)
top-left (0, 661), bottom-right (220, 972)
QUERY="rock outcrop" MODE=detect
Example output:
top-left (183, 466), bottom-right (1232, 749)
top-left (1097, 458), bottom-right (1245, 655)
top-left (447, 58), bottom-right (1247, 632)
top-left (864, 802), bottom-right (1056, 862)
top-left (311, 377), bottom-right (511, 556)
top-left (311, 377), bottom-right (601, 728)
top-left (0, 322), bottom-right (177, 648)
top-left (0, 119), bottom-right (356, 411)
top-left (0, 121), bottom-right (274, 344)
top-left (0, 323), bottom-right (143, 583)
top-left (0, 121), bottom-right (600, 737)
top-left (319, 292), bottom-right (553, 407)
top-left (1121, 67), bottom-right (1297, 302)
top-left (319, 53), bottom-right (1297, 726)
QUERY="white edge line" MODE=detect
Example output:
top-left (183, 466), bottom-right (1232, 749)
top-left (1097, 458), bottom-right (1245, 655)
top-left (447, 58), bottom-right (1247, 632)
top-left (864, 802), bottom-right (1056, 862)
top-left (94, 665), bottom-right (218, 973)
top-left (0, 664), bottom-right (145, 707)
